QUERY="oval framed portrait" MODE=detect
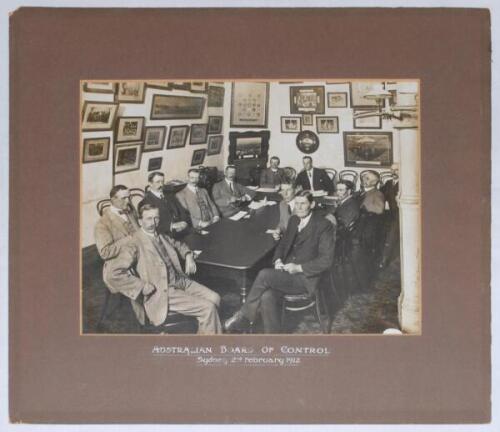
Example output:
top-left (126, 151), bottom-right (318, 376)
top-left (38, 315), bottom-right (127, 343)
top-left (296, 130), bottom-right (320, 154)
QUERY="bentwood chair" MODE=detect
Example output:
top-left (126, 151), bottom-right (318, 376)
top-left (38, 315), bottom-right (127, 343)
top-left (282, 166), bottom-right (297, 183)
top-left (379, 171), bottom-right (393, 186)
top-left (339, 170), bottom-right (359, 190)
top-left (323, 168), bottom-right (337, 182)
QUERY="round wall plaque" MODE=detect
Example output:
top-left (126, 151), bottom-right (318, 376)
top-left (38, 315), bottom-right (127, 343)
top-left (296, 130), bottom-right (320, 154)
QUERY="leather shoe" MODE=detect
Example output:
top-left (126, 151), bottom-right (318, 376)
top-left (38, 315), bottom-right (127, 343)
top-left (224, 310), bottom-right (250, 333)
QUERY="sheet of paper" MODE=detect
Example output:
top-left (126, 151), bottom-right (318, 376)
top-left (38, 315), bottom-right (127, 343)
top-left (229, 211), bottom-right (248, 221)
top-left (312, 190), bottom-right (327, 197)
top-left (256, 187), bottom-right (279, 192)
top-left (246, 185), bottom-right (259, 190)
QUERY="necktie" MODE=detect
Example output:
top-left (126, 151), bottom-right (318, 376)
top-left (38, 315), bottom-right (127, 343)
top-left (229, 182), bottom-right (234, 193)
top-left (288, 204), bottom-right (292, 215)
top-left (196, 188), bottom-right (212, 222)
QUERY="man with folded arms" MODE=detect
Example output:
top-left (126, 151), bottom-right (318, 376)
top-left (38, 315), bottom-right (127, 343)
top-left (212, 165), bottom-right (257, 217)
top-left (109, 203), bottom-right (222, 334)
top-left (176, 168), bottom-right (220, 229)
top-left (141, 171), bottom-right (190, 238)
top-left (224, 190), bottom-right (335, 334)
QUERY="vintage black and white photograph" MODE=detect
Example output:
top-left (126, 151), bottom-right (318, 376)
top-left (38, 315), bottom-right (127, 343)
top-left (290, 85), bottom-right (325, 114)
top-left (316, 116), bottom-right (339, 133)
top-left (81, 79), bottom-right (420, 337)
top-left (115, 116), bottom-right (145, 142)
top-left (150, 94), bottom-right (206, 120)
top-left (190, 123), bottom-right (209, 145)
top-left (115, 81), bottom-right (146, 103)
top-left (143, 126), bottom-right (166, 152)
top-left (207, 135), bottom-right (223, 155)
top-left (327, 91), bottom-right (348, 108)
top-left (208, 115), bottom-right (223, 134)
top-left (167, 125), bottom-right (189, 149)
top-left (281, 116), bottom-right (302, 133)
top-left (81, 101), bottom-right (118, 131)
top-left (82, 137), bottom-right (110, 163)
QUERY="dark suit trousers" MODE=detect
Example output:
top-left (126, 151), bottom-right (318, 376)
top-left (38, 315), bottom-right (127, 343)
top-left (240, 268), bottom-right (308, 333)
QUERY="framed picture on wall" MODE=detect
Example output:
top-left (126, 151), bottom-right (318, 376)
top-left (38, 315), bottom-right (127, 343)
top-left (146, 81), bottom-right (171, 90)
top-left (167, 125), bottom-right (190, 149)
top-left (115, 81), bottom-right (146, 103)
top-left (115, 116), bottom-right (145, 143)
top-left (190, 82), bottom-right (208, 93)
top-left (327, 92), bottom-right (348, 108)
top-left (191, 148), bottom-right (206, 166)
top-left (113, 142), bottom-right (143, 174)
top-left (230, 82), bottom-right (269, 128)
top-left (302, 113), bottom-right (313, 126)
top-left (190, 123), bottom-right (209, 145)
top-left (82, 82), bottom-right (115, 94)
top-left (143, 126), bottom-right (166, 152)
top-left (343, 131), bottom-right (393, 168)
top-left (150, 94), bottom-right (206, 120)
top-left (81, 101), bottom-right (118, 131)
top-left (316, 116), bottom-right (339, 134)
top-left (290, 85), bottom-right (325, 114)
top-left (147, 157), bottom-right (163, 171)
top-left (82, 137), bottom-right (110, 163)
top-left (208, 116), bottom-right (223, 134)
top-left (207, 85), bottom-right (225, 107)
top-left (349, 81), bottom-right (385, 108)
top-left (207, 135), bottom-right (223, 155)
top-left (281, 116), bottom-right (302, 133)
top-left (353, 110), bottom-right (382, 129)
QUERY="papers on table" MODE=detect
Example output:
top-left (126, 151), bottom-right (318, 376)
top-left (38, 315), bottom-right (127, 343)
top-left (229, 211), bottom-right (248, 221)
top-left (256, 187), bottom-right (280, 193)
top-left (246, 185), bottom-right (259, 190)
top-left (248, 199), bottom-right (278, 210)
top-left (312, 190), bottom-right (328, 197)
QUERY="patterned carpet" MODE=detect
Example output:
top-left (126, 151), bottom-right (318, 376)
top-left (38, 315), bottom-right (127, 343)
top-left (82, 246), bottom-right (401, 335)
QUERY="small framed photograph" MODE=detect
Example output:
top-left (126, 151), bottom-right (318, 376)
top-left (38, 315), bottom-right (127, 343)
top-left (81, 101), bottom-right (118, 131)
top-left (207, 135), bottom-right (223, 155)
top-left (350, 81), bottom-right (385, 108)
top-left (168, 81), bottom-right (191, 91)
top-left (148, 157), bottom-right (163, 171)
top-left (302, 113), bottom-right (313, 126)
top-left (114, 142), bottom-right (143, 174)
top-left (190, 123), bottom-right (209, 145)
top-left (151, 94), bottom-right (205, 120)
top-left (143, 126), bottom-right (166, 152)
top-left (115, 116), bottom-right (145, 143)
top-left (146, 81), bottom-right (171, 90)
top-left (327, 92), bottom-right (348, 108)
top-left (115, 81), bottom-right (146, 103)
top-left (343, 131), bottom-right (393, 168)
top-left (82, 82), bottom-right (115, 94)
top-left (290, 85), bottom-right (325, 114)
top-left (82, 137), bottom-right (110, 163)
top-left (207, 85), bottom-right (225, 107)
top-left (281, 116), bottom-right (302, 133)
top-left (191, 148), bottom-right (206, 166)
top-left (316, 116), bottom-right (339, 134)
top-left (167, 125), bottom-right (190, 149)
top-left (208, 116), bottom-right (223, 134)
top-left (190, 82), bottom-right (208, 93)
top-left (353, 110), bottom-right (382, 129)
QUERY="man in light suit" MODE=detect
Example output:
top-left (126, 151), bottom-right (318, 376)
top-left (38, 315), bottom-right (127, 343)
top-left (176, 169), bottom-right (220, 229)
top-left (140, 171), bottom-right (190, 238)
top-left (108, 204), bottom-right (222, 334)
top-left (294, 156), bottom-right (334, 194)
top-left (259, 156), bottom-right (286, 188)
top-left (212, 165), bottom-right (257, 217)
top-left (94, 185), bottom-right (140, 291)
top-left (224, 190), bottom-right (335, 333)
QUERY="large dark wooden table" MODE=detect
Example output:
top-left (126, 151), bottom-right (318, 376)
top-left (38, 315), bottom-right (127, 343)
top-left (184, 204), bottom-right (280, 304)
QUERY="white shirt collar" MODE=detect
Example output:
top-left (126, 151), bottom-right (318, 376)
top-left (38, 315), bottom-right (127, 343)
top-left (298, 212), bottom-right (312, 232)
top-left (225, 178), bottom-right (233, 186)
top-left (141, 227), bottom-right (156, 238)
top-left (110, 206), bottom-right (127, 220)
top-left (150, 189), bottom-right (163, 199)
top-left (364, 186), bottom-right (376, 192)
top-left (286, 198), bottom-right (296, 211)
top-left (187, 184), bottom-right (198, 193)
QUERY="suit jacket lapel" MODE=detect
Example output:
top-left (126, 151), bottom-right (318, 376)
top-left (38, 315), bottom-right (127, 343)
top-left (107, 210), bottom-right (132, 236)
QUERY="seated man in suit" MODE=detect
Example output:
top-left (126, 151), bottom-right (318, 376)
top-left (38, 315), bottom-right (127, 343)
top-left (140, 171), bottom-right (190, 238)
top-left (176, 169), bottom-right (220, 229)
top-left (357, 170), bottom-right (385, 277)
top-left (224, 190), bottom-right (335, 334)
top-left (212, 165), bottom-right (257, 218)
top-left (108, 204), bottom-right (223, 334)
top-left (294, 156), bottom-right (334, 194)
top-left (380, 163), bottom-right (400, 268)
top-left (269, 181), bottom-right (297, 241)
top-left (95, 185), bottom-right (140, 291)
top-left (259, 156), bottom-right (286, 189)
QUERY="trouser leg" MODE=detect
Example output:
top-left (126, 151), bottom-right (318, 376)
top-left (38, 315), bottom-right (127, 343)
top-left (168, 284), bottom-right (222, 334)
